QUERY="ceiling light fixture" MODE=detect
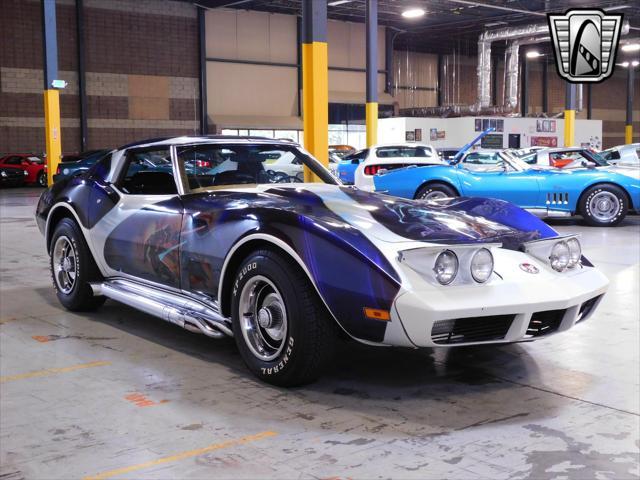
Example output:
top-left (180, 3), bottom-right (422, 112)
top-left (634, 61), bottom-right (640, 67)
top-left (402, 8), bottom-right (426, 19)
top-left (620, 61), bottom-right (630, 67)
top-left (328, 0), bottom-right (352, 6)
top-left (526, 51), bottom-right (542, 58)
top-left (622, 43), bottom-right (640, 52)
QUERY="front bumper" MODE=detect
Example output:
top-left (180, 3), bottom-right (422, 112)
top-left (391, 249), bottom-right (609, 348)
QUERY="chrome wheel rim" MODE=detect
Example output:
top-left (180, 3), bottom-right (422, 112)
top-left (422, 190), bottom-right (448, 201)
top-left (238, 275), bottom-right (288, 361)
top-left (589, 191), bottom-right (619, 222)
top-left (52, 236), bottom-right (77, 294)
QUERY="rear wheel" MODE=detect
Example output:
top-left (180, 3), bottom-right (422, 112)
top-left (415, 182), bottom-right (457, 201)
top-left (231, 249), bottom-right (336, 386)
top-left (579, 184), bottom-right (628, 227)
top-left (50, 218), bottom-right (105, 311)
top-left (37, 171), bottom-right (47, 187)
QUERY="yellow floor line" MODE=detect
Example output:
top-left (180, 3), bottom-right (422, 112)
top-left (0, 361), bottom-right (111, 383)
top-left (83, 431), bottom-right (278, 480)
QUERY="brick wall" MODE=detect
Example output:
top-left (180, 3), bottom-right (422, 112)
top-left (0, 0), bottom-right (199, 156)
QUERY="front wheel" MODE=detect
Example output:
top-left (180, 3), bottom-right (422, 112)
top-left (231, 249), bottom-right (336, 386)
top-left (415, 182), bottom-right (457, 201)
top-left (579, 184), bottom-right (628, 227)
top-left (50, 218), bottom-right (106, 311)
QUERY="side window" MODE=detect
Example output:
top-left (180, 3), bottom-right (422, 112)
top-left (118, 148), bottom-right (177, 195)
top-left (88, 152), bottom-right (113, 182)
top-left (5, 156), bottom-right (22, 165)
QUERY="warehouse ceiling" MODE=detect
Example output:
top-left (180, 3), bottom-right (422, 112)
top-left (193, 0), bottom-right (640, 54)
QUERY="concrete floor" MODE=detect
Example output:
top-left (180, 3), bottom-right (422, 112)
top-left (1, 187), bottom-right (639, 480)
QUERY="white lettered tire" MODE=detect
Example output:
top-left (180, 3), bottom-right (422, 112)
top-left (231, 249), bottom-right (336, 386)
top-left (579, 184), bottom-right (628, 227)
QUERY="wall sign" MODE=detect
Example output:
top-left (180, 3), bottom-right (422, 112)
top-left (480, 134), bottom-right (504, 149)
top-left (531, 136), bottom-right (558, 147)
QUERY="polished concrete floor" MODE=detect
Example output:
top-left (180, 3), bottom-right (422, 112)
top-left (1, 187), bottom-right (639, 480)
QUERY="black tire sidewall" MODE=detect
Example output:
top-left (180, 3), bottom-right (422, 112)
top-left (231, 252), bottom-right (309, 384)
top-left (50, 218), bottom-right (97, 309)
top-left (38, 171), bottom-right (47, 187)
top-left (580, 185), bottom-right (628, 226)
top-left (416, 182), bottom-right (457, 200)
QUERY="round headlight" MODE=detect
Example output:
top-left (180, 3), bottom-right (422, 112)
top-left (566, 238), bottom-right (581, 267)
top-left (550, 241), bottom-right (570, 272)
top-left (1, 171), bottom-right (7, 177)
top-left (470, 248), bottom-right (494, 283)
top-left (23, 170), bottom-right (29, 176)
top-left (434, 250), bottom-right (458, 285)
top-left (63, 168), bottom-right (69, 175)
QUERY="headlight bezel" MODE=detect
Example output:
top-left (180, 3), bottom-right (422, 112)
top-left (398, 243), bottom-right (500, 287)
top-left (523, 235), bottom-right (582, 273)
top-left (434, 249), bottom-right (459, 285)
top-left (470, 247), bottom-right (494, 283)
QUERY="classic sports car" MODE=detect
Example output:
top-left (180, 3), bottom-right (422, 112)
top-left (0, 165), bottom-right (27, 187)
top-left (54, 149), bottom-right (111, 182)
top-left (373, 151), bottom-right (640, 227)
top-left (0, 154), bottom-right (47, 186)
top-left (37, 136), bottom-right (608, 386)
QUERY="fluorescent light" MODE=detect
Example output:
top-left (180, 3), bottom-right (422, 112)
top-left (622, 43), bottom-right (640, 52)
top-left (621, 61), bottom-right (630, 67)
top-left (526, 51), bottom-right (542, 58)
top-left (402, 8), bottom-right (426, 18)
top-left (328, 0), bottom-right (352, 6)
top-left (634, 61), bottom-right (640, 67)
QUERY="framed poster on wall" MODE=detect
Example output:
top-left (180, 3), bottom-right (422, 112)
top-left (414, 129), bottom-right (422, 142)
top-left (406, 131), bottom-right (415, 142)
top-left (480, 134), bottom-right (504, 149)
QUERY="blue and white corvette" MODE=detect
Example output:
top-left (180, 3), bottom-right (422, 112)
top-left (373, 151), bottom-right (640, 227)
top-left (37, 136), bottom-right (608, 386)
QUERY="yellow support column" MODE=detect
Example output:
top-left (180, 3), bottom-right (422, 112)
top-left (43, 89), bottom-right (62, 186)
top-left (301, 0), bottom-right (328, 183)
top-left (564, 109), bottom-right (575, 147)
top-left (365, 0), bottom-right (378, 148)
top-left (625, 124), bottom-right (633, 144)
top-left (366, 102), bottom-right (378, 146)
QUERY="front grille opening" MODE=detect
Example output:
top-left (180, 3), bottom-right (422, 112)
top-left (526, 309), bottom-right (566, 337)
top-left (577, 295), bottom-right (602, 323)
top-left (431, 315), bottom-right (515, 345)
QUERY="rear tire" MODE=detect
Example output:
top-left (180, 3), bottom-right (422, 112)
top-left (231, 249), bottom-right (336, 386)
top-left (579, 184), bottom-right (628, 227)
top-left (415, 182), bottom-right (457, 201)
top-left (50, 218), bottom-right (106, 311)
top-left (38, 171), bottom-right (47, 187)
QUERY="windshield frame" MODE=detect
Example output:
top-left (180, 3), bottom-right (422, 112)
top-left (171, 142), bottom-right (340, 195)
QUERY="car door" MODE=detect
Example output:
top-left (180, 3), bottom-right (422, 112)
top-left (91, 147), bottom-right (184, 289)
top-left (457, 154), bottom-right (541, 207)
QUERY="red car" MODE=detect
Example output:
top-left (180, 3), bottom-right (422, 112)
top-left (0, 154), bottom-right (47, 186)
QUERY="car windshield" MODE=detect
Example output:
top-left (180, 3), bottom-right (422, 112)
top-left (28, 156), bottom-right (43, 163)
top-left (177, 143), bottom-right (338, 192)
top-left (549, 149), bottom-right (609, 168)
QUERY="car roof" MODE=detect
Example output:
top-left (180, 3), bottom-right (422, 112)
top-left (117, 135), bottom-right (297, 150)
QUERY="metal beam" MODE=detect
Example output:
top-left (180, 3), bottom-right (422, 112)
top-left (564, 82), bottom-right (576, 147)
top-left (542, 58), bottom-right (548, 113)
top-left (587, 83), bottom-right (592, 119)
top-left (42, 0), bottom-right (62, 186)
top-left (365, 0), bottom-right (378, 147)
top-left (301, 0), bottom-right (328, 182)
top-left (521, 53), bottom-right (528, 116)
top-left (626, 65), bottom-right (635, 143)
top-left (384, 27), bottom-right (392, 94)
top-left (296, 16), bottom-right (302, 117)
top-left (437, 53), bottom-right (443, 106)
top-left (75, 0), bottom-right (87, 151)
top-left (198, 7), bottom-right (208, 135)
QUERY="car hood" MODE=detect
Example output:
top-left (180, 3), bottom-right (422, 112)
top-left (194, 184), bottom-right (550, 248)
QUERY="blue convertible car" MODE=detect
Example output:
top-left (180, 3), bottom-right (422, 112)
top-left (373, 151), bottom-right (640, 227)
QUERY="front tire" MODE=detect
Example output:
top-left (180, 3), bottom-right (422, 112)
top-left (579, 184), bottom-right (628, 227)
top-left (50, 218), bottom-right (106, 311)
top-left (231, 249), bottom-right (336, 386)
top-left (415, 182), bottom-right (457, 201)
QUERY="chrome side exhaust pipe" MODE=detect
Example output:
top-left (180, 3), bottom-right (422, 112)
top-left (91, 279), bottom-right (232, 339)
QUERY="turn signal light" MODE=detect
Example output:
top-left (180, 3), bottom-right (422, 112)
top-left (363, 307), bottom-right (391, 321)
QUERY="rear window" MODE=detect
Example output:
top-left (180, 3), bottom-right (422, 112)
top-left (88, 152), bottom-right (113, 182)
top-left (375, 147), bottom-right (431, 158)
